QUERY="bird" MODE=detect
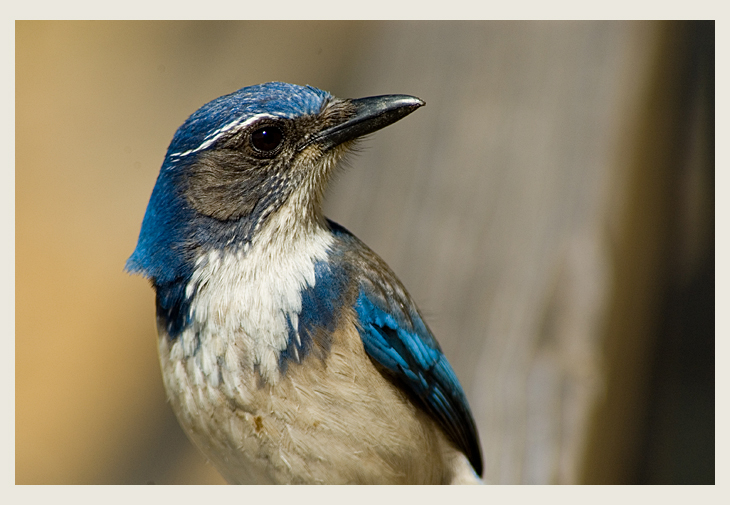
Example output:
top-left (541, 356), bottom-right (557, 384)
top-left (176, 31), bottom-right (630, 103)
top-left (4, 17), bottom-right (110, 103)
top-left (126, 81), bottom-right (483, 484)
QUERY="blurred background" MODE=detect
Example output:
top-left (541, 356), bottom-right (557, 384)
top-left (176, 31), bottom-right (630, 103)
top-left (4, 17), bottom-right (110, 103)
top-left (16, 21), bottom-right (714, 484)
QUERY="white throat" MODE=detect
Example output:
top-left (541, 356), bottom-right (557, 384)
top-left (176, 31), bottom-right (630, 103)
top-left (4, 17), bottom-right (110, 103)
top-left (180, 200), bottom-right (335, 384)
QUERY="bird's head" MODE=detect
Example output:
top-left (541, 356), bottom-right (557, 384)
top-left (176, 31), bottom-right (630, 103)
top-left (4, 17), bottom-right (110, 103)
top-left (126, 82), bottom-right (423, 284)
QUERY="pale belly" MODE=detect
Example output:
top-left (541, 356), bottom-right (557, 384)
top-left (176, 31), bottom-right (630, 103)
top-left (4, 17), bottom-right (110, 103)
top-left (157, 317), bottom-right (472, 484)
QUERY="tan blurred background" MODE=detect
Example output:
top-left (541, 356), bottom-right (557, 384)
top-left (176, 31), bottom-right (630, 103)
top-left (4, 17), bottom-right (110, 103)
top-left (16, 21), bottom-right (713, 484)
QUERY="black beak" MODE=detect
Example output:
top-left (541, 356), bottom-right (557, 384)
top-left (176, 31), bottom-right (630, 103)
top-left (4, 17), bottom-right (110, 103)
top-left (305, 94), bottom-right (425, 152)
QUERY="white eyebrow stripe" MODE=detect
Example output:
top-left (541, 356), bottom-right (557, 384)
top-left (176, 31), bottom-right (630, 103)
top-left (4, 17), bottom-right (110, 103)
top-left (169, 113), bottom-right (279, 158)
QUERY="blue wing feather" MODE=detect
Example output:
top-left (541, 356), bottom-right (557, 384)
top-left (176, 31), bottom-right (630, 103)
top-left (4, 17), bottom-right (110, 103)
top-left (354, 289), bottom-right (482, 476)
top-left (327, 220), bottom-right (482, 476)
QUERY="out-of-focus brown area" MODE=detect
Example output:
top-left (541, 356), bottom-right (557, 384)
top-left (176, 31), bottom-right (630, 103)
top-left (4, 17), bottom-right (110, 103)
top-left (16, 21), bottom-right (713, 484)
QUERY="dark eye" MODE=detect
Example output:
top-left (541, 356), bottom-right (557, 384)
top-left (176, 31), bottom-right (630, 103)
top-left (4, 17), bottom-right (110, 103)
top-left (251, 126), bottom-right (283, 153)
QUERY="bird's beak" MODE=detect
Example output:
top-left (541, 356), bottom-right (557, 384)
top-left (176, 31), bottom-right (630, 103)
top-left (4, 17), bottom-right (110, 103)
top-left (303, 95), bottom-right (425, 152)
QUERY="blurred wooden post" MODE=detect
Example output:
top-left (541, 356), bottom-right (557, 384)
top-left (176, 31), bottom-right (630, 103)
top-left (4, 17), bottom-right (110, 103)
top-left (580, 21), bottom-right (714, 484)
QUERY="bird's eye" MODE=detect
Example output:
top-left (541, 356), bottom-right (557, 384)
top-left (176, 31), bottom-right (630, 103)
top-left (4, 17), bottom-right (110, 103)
top-left (251, 126), bottom-right (283, 153)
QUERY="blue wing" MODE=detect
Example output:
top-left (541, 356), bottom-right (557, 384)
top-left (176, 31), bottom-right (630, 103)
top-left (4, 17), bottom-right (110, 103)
top-left (328, 221), bottom-right (483, 476)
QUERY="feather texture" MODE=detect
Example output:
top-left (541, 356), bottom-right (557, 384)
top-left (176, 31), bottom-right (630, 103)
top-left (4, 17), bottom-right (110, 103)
top-left (127, 82), bottom-right (483, 484)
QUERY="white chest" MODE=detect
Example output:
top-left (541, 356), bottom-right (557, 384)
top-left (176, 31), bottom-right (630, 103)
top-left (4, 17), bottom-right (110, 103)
top-left (170, 220), bottom-right (335, 386)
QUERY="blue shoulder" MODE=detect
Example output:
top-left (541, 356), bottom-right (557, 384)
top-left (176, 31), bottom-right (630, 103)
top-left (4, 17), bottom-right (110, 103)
top-left (327, 220), bottom-right (483, 477)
